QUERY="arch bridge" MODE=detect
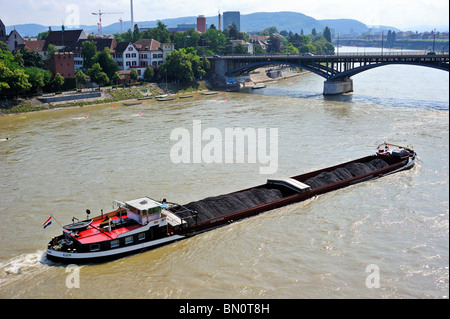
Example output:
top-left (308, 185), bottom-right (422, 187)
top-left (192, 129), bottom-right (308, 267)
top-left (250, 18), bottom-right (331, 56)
top-left (208, 53), bottom-right (449, 95)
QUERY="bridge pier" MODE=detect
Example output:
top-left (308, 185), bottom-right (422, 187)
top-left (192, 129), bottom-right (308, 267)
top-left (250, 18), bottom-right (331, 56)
top-left (323, 78), bottom-right (353, 95)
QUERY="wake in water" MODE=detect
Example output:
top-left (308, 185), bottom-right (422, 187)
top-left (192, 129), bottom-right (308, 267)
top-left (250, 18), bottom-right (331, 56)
top-left (0, 250), bottom-right (51, 289)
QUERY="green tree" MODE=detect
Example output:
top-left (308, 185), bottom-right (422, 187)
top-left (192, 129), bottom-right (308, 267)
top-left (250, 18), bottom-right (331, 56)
top-left (88, 63), bottom-right (109, 85)
top-left (81, 40), bottom-right (97, 70)
top-left (13, 52), bottom-right (24, 68)
top-left (0, 61), bottom-right (13, 93)
top-left (112, 71), bottom-right (120, 84)
top-left (204, 28), bottom-right (227, 54)
top-left (233, 43), bottom-right (248, 54)
top-left (323, 26), bottom-right (332, 43)
top-left (143, 65), bottom-right (154, 82)
top-left (254, 45), bottom-right (265, 54)
top-left (25, 67), bottom-right (51, 92)
top-left (37, 31), bottom-right (49, 40)
top-left (267, 36), bottom-right (283, 53)
top-left (174, 29), bottom-right (200, 49)
top-left (19, 48), bottom-right (44, 68)
top-left (283, 43), bottom-right (299, 54)
top-left (93, 48), bottom-right (119, 81)
top-left (133, 24), bottom-right (141, 42)
top-left (160, 49), bottom-right (194, 82)
top-left (300, 43), bottom-right (316, 54)
top-left (52, 73), bottom-right (64, 91)
top-left (46, 44), bottom-right (58, 60)
top-left (130, 68), bottom-right (138, 81)
top-left (141, 21), bottom-right (171, 43)
top-left (75, 69), bottom-right (88, 87)
top-left (201, 57), bottom-right (210, 73)
top-left (1, 44), bottom-right (32, 96)
top-left (260, 26), bottom-right (278, 36)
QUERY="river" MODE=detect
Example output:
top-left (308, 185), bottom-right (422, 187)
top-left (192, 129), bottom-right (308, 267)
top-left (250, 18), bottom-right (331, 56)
top-left (0, 48), bottom-right (448, 299)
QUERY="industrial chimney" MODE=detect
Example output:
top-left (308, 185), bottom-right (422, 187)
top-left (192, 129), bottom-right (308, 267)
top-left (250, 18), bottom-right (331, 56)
top-left (130, 0), bottom-right (134, 31)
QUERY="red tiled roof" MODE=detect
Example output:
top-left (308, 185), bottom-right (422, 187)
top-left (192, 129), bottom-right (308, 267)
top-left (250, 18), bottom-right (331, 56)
top-left (133, 39), bottom-right (161, 51)
top-left (22, 40), bottom-right (45, 52)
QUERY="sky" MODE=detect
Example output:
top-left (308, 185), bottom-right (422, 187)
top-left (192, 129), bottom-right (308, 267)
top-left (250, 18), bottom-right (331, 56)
top-left (0, 0), bottom-right (449, 30)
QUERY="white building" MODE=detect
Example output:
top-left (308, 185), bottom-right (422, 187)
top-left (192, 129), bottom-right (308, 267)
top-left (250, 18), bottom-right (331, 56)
top-left (116, 42), bottom-right (139, 70)
top-left (133, 39), bottom-right (174, 70)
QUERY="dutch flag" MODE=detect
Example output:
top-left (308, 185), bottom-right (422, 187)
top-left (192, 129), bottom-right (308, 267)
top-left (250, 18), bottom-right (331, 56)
top-left (43, 216), bottom-right (52, 229)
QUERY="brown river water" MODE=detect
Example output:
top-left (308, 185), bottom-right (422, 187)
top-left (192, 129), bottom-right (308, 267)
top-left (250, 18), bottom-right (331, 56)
top-left (0, 52), bottom-right (448, 299)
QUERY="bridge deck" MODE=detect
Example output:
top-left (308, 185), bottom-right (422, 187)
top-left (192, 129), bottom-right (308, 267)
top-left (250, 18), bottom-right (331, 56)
top-left (209, 53), bottom-right (449, 80)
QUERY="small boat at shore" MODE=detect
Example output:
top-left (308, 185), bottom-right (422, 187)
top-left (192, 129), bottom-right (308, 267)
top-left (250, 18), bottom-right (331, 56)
top-left (201, 91), bottom-right (219, 95)
top-left (123, 101), bottom-right (143, 106)
top-left (156, 97), bottom-right (175, 101)
top-left (179, 94), bottom-right (194, 99)
top-left (46, 143), bottom-right (416, 264)
top-left (252, 84), bottom-right (267, 89)
top-left (138, 96), bottom-right (154, 100)
top-left (155, 94), bottom-right (168, 98)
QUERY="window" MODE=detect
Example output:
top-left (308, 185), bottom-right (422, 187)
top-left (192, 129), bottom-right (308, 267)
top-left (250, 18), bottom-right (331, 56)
top-left (125, 236), bottom-right (133, 244)
top-left (132, 53), bottom-right (136, 58)
top-left (138, 233), bottom-right (145, 241)
top-left (90, 244), bottom-right (100, 251)
top-left (132, 61), bottom-right (136, 66)
top-left (128, 47), bottom-right (133, 51)
top-left (126, 61), bottom-right (131, 66)
top-left (111, 240), bottom-right (120, 248)
top-left (126, 53), bottom-right (130, 58)
top-left (153, 54), bottom-right (157, 58)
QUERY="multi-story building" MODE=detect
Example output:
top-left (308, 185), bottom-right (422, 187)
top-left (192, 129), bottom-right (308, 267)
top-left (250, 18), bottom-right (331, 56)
top-left (42, 28), bottom-right (174, 79)
top-left (223, 11), bottom-right (240, 32)
top-left (115, 42), bottom-right (139, 71)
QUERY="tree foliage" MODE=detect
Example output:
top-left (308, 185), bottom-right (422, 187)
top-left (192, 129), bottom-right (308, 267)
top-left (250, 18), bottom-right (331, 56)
top-left (143, 65), bottom-right (154, 82)
top-left (88, 63), bottom-right (109, 85)
top-left (81, 40), bottom-right (97, 70)
top-left (159, 48), bottom-right (209, 82)
top-left (93, 48), bottom-right (119, 81)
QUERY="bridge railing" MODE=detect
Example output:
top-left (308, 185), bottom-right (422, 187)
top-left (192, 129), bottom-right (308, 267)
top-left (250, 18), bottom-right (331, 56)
top-left (208, 51), bottom-right (449, 59)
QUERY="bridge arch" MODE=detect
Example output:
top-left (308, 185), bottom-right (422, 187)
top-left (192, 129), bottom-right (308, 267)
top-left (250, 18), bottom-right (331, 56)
top-left (226, 61), bottom-right (330, 79)
top-left (226, 59), bottom-right (449, 81)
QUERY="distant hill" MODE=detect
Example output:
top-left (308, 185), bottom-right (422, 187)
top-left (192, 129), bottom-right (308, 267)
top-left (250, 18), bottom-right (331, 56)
top-left (6, 11), bottom-right (403, 37)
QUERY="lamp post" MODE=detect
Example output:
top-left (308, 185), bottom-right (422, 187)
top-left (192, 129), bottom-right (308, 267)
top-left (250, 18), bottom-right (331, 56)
top-left (337, 33), bottom-right (339, 56)
top-left (432, 29), bottom-right (436, 53)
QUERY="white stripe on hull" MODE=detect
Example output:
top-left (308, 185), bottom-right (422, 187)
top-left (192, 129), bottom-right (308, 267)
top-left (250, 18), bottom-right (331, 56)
top-left (47, 235), bottom-right (185, 261)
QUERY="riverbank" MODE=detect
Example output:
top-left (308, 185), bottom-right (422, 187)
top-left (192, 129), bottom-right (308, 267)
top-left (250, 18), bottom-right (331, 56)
top-left (248, 67), bottom-right (309, 86)
top-left (0, 81), bottom-right (210, 115)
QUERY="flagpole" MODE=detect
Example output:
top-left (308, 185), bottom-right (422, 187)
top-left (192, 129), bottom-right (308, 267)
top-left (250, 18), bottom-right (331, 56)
top-left (51, 215), bottom-right (64, 228)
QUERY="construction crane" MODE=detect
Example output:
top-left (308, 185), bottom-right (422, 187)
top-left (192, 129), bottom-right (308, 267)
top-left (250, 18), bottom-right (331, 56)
top-left (92, 10), bottom-right (124, 37)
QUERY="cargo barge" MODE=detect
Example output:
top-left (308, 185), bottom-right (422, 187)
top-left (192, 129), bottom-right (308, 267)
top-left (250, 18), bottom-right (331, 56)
top-left (46, 143), bottom-right (416, 263)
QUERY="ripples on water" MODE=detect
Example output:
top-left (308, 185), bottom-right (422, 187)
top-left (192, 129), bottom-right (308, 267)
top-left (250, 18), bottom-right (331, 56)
top-left (0, 62), bottom-right (448, 299)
